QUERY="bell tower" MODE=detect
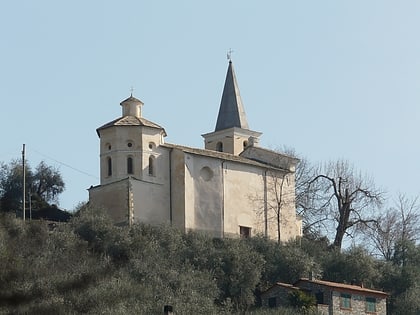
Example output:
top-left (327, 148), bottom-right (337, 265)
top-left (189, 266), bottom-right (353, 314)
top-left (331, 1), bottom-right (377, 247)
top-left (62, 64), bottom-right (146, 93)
top-left (202, 60), bottom-right (261, 155)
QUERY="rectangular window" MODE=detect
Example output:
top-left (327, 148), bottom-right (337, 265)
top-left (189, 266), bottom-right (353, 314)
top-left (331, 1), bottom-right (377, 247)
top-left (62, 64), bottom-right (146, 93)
top-left (239, 226), bottom-right (251, 238)
top-left (127, 157), bottom-right (134, 174)
top-left (148, 156), bottom-right (155, 176)
top-left (366, 297), bottom-right (376, 312)
top-left (316, 291), bottom-right (324, 304)
top-left (107, 157), bottom-right (112, 176)
top-left (340, 293), bottom-right (351, 309)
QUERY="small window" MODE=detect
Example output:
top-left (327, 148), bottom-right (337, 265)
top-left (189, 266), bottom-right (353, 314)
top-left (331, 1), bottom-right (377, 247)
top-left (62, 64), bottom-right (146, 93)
top-left (148, 155), bottom-right (155, 176)
top-left (340, 293), bottom-right (351, 309)
top-left (243, 140), bottom-right (248, 149)
top-left (240, 226), bottom-right (251, 238)
top-left (216, 142), bottom-right (223, 152)
top-left (268, 297), bottom-right (277, 308)
top-left (127, 157), bottom-right (134, 174)
top-left (127, 142), bottom-right (133, 148)
top-left (316, 291), bottom-right (324, 304)
top-left (149, 142), bottom-right (155, 149)
top-left (366, 297), bottom-right (376, 312)
top-left (107, 157), bottom-right (112, 176)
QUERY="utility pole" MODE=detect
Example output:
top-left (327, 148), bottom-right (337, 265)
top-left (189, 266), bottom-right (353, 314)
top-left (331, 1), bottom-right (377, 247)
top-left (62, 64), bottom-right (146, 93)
top-left (22, 144), bottom-right (25, 221)
top-left (29, 191), bottom-right (32, 220)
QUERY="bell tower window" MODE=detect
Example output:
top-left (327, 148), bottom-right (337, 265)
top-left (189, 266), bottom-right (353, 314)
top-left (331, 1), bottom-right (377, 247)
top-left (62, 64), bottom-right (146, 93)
top-left (127, 157), bottom-right (134, 174)
top-left (216, 142), bottom-right (223, 152)
top-left (107, 157), bottom-right (112, 176)
top-left (148, 156), bottom-right (155, 176)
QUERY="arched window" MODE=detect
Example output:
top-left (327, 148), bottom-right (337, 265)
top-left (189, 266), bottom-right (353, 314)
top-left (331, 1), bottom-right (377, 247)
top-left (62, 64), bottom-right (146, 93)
top-left (148, 155), bottom-right (155, 176)
top-left (243, 140), bottom-right (248, 149)
top-left (216, 142), bottom-right (223, 152)
top-left (107, 157), bottom-right (112, 176)
top-left (127, 157), bottom-right (134, 174)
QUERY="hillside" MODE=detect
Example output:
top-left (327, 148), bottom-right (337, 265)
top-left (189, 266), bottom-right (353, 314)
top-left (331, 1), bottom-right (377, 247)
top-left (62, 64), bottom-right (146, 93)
top-left (1, 207), bottom-right (419, 314)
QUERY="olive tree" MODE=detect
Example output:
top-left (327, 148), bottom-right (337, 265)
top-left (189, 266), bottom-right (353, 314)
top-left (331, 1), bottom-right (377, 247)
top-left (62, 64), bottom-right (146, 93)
top-left (0, 160), bottom-right (65, 213)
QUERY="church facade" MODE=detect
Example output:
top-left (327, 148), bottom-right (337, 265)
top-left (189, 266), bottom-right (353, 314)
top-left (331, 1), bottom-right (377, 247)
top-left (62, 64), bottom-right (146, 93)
top-left (89, 61), bottom-right (302, 241)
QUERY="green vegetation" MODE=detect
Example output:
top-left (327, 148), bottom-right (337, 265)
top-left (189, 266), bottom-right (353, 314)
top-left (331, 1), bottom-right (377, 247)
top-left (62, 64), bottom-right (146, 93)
top-left (288, 290), bottom-right (316, 312)
top-left (1, 157), bottom-right (420, 314)
top-left (1, 205), bottom-right (419, 314)
top-left (0, 160), bottom-right (69, 221)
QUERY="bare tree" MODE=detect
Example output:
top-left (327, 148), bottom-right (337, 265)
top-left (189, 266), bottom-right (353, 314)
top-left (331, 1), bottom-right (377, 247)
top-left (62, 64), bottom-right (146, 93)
top-left (364, 193), bottom-right (420, 261)
top-left (306, 160), bottom-right (383, 250)
top-left (280, 148), bottom-right (319, 235)
top-left (366, 208), bottom-right (398, 260)
top-left (247, 147), bottom-right (298, 243)
top-left (265, 171), bottom-right (291, 243)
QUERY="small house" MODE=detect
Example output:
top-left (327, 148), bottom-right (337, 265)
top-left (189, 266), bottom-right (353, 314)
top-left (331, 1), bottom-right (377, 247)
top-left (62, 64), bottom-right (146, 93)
top-left (261, 278), bottom-right (388, 315)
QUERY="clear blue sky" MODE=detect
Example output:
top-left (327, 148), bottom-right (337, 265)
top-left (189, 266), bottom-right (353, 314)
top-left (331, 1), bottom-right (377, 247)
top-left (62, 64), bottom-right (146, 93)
top-left (1, 1), bottom-right (420, 210)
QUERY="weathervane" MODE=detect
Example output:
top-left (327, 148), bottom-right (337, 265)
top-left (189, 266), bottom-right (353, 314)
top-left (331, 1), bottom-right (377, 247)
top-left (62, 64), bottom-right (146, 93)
top-left (227, 48), bottom-right (234, 61)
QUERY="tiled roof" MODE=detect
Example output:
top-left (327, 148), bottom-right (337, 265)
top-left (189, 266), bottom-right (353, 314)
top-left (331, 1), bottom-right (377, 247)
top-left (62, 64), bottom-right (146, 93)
top-left (273, 282), bottom-right (300, 290)
top-left (240, 146), bottom-right (299, 163)
top-left (261, 282), bottom-right (306, 296)
top-left (162, 143), bottom-right (290, 172)
top-left (295, 278), bottom-right (389, 297)
top-left (96, 116), bottom-right (166, 136)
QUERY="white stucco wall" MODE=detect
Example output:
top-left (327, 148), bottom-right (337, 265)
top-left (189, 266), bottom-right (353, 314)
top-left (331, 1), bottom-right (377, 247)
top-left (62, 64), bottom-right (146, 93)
top-left (264, 170), bottom-right (299, 241)
top-left (170, 148), bottom-right (186, 231)
top-left (184, 153), bottom-right (224, 237)
top-left (98, 125), bottom-right (163, 185)
top-left (89, 180), bottom-right (129, 225)
top-left (180, 152), bottom-right (300, 241)
top-left (131, 179), bottom-right (170, 225)
top-left (222, 161), bottom-right (264, 237)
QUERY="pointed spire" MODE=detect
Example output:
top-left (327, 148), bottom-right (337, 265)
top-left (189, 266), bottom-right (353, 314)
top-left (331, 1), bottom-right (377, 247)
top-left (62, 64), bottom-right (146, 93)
top-left (215, 61), bottom-right (249, 131)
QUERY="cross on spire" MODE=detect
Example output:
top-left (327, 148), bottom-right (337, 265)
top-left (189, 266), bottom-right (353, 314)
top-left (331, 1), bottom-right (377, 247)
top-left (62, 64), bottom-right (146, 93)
top-left (227, 48), bottom-right (234, 61)
top-left (130, 86), bottom-right (135, 96)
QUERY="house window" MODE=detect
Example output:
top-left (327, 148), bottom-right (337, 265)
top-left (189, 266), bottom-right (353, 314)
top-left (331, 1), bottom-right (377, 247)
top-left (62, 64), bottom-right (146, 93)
top-left (340, 293), bottom-right (351, 309)
top-left (216, 142), bottom-right (223, 152)
top-left (107, 157), bottom-right (112, 176)
top-left (240, 226), bottom-right (251, 238)
top-left (148, 155), bottom-right (155, 176)
top-left (268, 297), bottom-right (277, 308)
top-left (316, 291), bottom-right (324, 304)
top-left (366, 297), bottom-right (376, 312)
top-left (127, 157), bottom-right (134, 174)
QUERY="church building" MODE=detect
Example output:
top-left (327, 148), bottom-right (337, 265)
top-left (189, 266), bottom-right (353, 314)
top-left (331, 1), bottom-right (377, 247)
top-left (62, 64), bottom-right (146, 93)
top-left (89, 60), bottom-right (302, 241)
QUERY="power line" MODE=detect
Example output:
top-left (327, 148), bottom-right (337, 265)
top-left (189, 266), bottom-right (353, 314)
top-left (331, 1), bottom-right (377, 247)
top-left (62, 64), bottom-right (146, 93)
top-left (29, 147), bottom-right (99, 180)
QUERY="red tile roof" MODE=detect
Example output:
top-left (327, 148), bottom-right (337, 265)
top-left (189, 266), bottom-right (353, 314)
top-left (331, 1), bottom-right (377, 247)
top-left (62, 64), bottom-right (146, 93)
top-left (295, 278), bottom-right (389, 297)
